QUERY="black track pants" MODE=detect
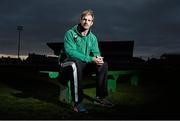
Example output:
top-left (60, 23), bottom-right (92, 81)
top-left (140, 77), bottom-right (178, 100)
top-left (61, 59), bottom-right (108, 104)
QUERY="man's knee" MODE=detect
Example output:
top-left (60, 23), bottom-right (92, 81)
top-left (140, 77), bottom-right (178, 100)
top-left (98, 61), bottom-right (108, 72)
top-left (103, 61), bottom-right (108, 68)
top-left (102, 61), bottom-right (108, 70)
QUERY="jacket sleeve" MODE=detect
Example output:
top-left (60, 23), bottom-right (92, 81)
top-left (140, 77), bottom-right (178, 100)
top-left (91, 36), bottom-right (101, 57)
top-left (64, 31), bottom-right (93, 63)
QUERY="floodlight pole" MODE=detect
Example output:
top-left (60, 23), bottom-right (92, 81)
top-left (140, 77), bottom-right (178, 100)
top-left (17, 25), bottom-right (23, 59)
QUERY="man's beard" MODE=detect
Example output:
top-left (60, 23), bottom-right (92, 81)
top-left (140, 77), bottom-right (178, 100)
top-left (79, 24), bottom-right (90, 31)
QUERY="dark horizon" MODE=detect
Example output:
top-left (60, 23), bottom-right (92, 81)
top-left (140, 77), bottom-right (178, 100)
top-left (0, 0), bottom-right (180, 59)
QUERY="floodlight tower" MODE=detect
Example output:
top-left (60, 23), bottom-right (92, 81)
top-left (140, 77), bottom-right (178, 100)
top-left (17, 25), bottom-right (23, 59)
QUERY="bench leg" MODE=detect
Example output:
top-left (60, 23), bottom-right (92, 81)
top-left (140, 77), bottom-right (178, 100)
top-left (59, 81), bottom-right (71, 104)
top-left (107, 79), bottom-right (116, 93)
top-left (130, 75), bottom-right (138, 86)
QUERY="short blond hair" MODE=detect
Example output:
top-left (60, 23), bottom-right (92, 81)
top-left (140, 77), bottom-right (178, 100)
top-left (80, 9), bottom-right (94, 21)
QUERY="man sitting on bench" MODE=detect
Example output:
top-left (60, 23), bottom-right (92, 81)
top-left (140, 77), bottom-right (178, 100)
top-left (61, 9), bottom-right (114, 113)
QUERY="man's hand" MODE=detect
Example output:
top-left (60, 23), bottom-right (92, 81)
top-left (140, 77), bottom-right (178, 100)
top-left (93, 56), bottom-right (104, 65)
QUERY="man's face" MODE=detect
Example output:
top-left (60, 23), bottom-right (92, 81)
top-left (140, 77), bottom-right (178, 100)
top-left (80, 15), bottom-right (93, 30)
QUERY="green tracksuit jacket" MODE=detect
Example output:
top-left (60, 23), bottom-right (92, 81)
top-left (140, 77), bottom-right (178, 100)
top-left (64, 24), bottom-right (101, 63)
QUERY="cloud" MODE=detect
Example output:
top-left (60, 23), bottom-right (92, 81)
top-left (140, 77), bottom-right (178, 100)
top-left (0, 0), bottom-right (180, 58)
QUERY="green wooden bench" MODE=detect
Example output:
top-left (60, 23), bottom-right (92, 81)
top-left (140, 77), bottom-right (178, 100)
top-left (108, 70), bottom-right (139, 87)
top-left (40, 70), bottom-right (139, 104)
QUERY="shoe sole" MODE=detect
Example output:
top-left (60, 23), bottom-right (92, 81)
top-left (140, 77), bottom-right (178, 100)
top-left (93, 101), bottom-right (114, 108)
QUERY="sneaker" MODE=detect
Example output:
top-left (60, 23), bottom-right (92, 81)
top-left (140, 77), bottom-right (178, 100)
top-left (73, 103), bottom-right (88, 113)
top-left (94, 97), bottom-right (114, 108)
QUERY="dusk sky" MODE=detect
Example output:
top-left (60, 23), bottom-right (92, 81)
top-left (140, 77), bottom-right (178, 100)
top-left (0, 0), bottom-right (180, 59)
